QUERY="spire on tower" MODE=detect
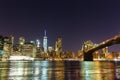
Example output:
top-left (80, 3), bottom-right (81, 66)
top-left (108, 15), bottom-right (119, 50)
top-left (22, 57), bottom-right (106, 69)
top-left (44, 30), bottom-right (46, 36)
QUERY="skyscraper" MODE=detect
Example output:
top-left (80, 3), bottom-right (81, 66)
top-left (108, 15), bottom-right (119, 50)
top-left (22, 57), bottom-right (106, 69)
top-left (55, 38), bottom-right (62, 56)
top-left (43, 30), bottom-right (47, 53)
top-left (0, 36), bottom-right (4, 54)
top-left (36, 39), bottom-right (40, 48)
top-left (19, 37), bottom-right (25, 45)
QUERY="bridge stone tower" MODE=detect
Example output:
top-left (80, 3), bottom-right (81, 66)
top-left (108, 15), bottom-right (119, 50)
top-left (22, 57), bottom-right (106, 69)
top-left (82, 40), bottom-right (97, 61)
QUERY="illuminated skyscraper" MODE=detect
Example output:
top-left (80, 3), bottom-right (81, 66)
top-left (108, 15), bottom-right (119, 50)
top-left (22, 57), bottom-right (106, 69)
top-left (0, 36), bottom-right (4, 54)
top-left (36, 39), bottom-right (40, 48)
top-left (19, 37), bottom-right (25, 45)
top-left (55, 38), bottom-right (62, 56)
top-left (9, 35), bottom-right (14, 47)
top-left (43, 30), bottom-right (47, 53)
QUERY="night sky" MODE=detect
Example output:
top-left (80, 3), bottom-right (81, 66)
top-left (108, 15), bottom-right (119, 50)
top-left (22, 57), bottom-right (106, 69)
top-left (0, 0), bottom-right (120, 53)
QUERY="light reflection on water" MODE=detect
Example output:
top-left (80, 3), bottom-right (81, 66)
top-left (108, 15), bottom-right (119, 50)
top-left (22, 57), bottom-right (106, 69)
top-left (0, 61), bottom-right (120, 80)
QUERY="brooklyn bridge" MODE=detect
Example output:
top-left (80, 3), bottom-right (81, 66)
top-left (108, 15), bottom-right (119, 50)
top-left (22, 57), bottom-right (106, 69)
top-left (83, 34), bottom-right (120, 61)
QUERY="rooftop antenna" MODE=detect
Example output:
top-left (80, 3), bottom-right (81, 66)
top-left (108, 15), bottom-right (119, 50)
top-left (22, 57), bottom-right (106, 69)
top-left (44, 30), bottom-right (46, 36)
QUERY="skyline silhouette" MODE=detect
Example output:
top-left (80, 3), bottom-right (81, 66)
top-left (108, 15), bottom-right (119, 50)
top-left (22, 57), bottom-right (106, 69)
top-left (0, 0), bottom-right (120, 52)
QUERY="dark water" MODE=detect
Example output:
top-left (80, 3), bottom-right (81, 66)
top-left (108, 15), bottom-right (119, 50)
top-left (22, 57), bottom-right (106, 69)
top-left (0, 60), bottom-right (120, 80)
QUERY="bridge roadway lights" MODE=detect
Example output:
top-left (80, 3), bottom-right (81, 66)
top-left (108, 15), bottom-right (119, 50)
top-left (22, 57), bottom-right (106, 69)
top-left (84, 52), bottom-right (93, 61)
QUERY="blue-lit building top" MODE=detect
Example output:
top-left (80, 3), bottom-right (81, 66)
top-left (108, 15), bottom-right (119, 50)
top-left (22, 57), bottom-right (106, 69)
top-left (43, 30), bottom-right (47, 53)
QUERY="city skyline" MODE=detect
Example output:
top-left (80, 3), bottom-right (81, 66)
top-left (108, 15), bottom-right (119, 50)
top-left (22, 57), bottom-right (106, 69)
top-left (0, 0), bottom-right (120, 52)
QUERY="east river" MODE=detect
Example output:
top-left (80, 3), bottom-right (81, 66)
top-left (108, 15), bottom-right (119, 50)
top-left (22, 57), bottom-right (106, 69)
top-left (0, 60), bottom-right (120, 80)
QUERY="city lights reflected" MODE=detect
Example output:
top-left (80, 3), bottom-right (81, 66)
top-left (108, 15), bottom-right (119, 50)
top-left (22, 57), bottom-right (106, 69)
top-left (0, 61), bottom-right (119, 80)
top-left (81, 61), bottom-right (116, 80)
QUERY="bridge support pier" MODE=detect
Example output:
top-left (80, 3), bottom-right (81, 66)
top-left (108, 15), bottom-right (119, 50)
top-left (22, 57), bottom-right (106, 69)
top-left (84, 52), bottom-right (93, 61)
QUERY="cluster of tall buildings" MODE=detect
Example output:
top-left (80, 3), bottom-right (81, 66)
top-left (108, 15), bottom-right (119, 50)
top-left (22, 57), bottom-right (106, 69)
top-left (0, 30), bottom-right (63, 59)
top-left (0, 31), bottom-right (120, 61)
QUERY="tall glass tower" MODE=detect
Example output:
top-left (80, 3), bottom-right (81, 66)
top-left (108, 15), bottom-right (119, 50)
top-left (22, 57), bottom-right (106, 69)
top-left (43, 30), bottom-right (47, 53)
